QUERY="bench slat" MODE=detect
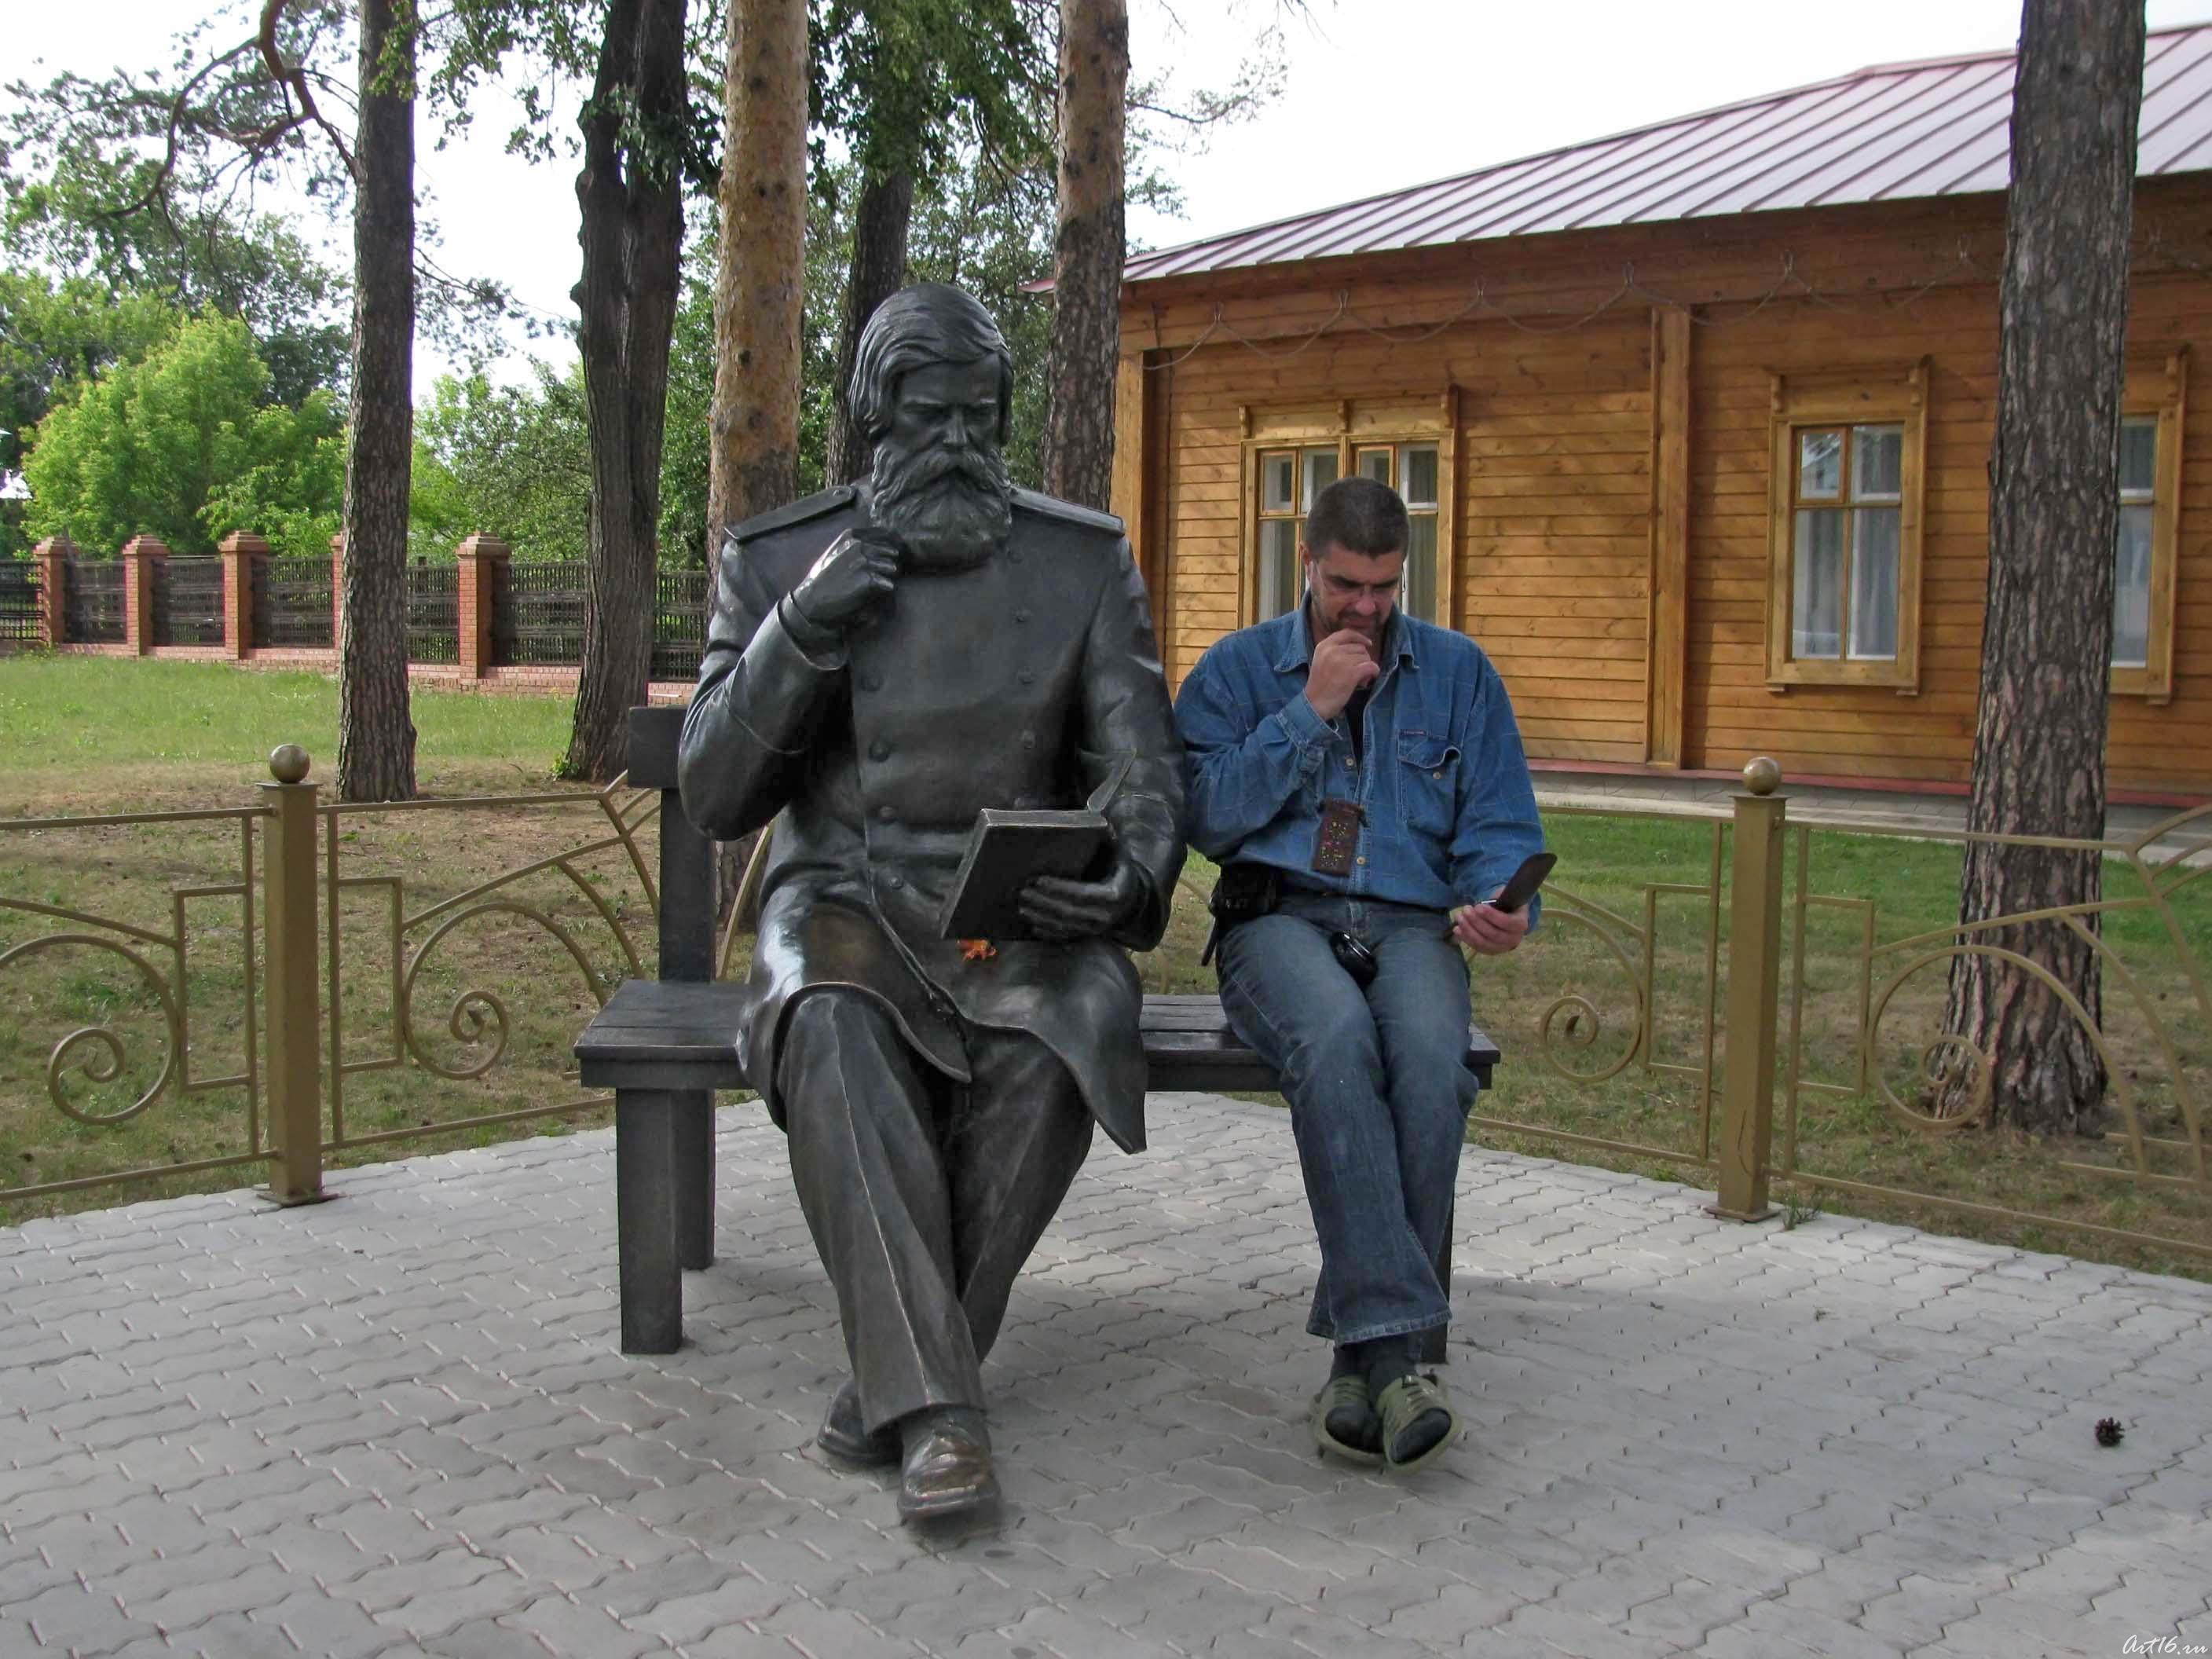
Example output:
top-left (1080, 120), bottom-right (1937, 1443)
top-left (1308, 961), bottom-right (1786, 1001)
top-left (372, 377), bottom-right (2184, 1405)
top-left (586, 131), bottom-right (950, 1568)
top-left (578, 977), bottom-right (1500, 1092)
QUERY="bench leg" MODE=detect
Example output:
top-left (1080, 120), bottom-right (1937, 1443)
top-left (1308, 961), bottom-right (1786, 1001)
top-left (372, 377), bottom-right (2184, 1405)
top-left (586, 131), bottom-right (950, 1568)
top-left (672, 1089), bottom-right (715, 1272)
top-left (1419, 1192), bottom-right (1454, 1367)
top-left (616, 1087), bottom-right (684, 1354)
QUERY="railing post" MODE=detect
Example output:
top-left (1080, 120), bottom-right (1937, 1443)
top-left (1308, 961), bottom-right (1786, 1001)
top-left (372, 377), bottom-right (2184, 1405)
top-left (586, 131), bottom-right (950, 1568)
top-left (456, 533), bottom-right (510, 679)
top-left (219, 530), bottom-right (269, 658)
top-left (329, 532), bottom-right (346, 648)
top-left (122, 534), bottom-right (170, 654)
top-left (1711, 756), bottom-right (1785, 1221)
top-left (33, 534), bottom-right (74, 648)
top-left (261, 743), bottom-right (327, 1204)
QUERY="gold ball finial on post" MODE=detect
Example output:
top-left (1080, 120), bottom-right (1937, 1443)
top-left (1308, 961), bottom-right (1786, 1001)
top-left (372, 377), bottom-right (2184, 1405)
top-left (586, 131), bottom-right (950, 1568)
top-left (1741, 756), bottom-right (1782, 797)
top-left (269, 745), bottom-right (312, 786)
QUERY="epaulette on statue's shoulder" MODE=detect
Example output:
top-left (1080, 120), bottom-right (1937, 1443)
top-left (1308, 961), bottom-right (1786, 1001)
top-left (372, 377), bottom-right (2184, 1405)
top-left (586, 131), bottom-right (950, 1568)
top-left (1011, 487), bottom-right (1125, 537)
top-left (723, 485), bottom-right (859, 548)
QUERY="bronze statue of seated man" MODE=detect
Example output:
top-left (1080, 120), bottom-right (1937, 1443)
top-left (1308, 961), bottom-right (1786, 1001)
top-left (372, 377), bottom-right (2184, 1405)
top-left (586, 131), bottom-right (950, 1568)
top-left (679, 284), bottom-right (1185, 1524)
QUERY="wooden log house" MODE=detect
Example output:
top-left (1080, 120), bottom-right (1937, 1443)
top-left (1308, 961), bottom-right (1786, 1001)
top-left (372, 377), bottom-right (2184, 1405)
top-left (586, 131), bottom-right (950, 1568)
top-left (1108, 26), bottom-right (2212, 797)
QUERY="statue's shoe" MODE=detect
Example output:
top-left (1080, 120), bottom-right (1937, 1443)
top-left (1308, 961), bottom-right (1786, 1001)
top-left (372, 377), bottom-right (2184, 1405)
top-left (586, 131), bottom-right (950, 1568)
top-left (817, 1380), bottom-right (900, 1466)
top-left (897, 1418), bottom-right (1001, 1523)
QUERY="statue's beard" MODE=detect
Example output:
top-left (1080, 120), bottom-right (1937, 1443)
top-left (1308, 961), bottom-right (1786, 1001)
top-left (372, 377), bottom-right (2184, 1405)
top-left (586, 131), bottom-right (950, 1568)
top-left (867, 438), bottom-right (1015, 572)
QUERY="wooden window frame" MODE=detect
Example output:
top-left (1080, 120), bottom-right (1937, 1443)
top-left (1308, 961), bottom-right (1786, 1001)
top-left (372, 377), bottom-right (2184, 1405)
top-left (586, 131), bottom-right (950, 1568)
top-left (1764, 360), bottom-right (1929, 694)
top-left (1237, 391), bottom-right (1459, 629)
top-left (2115, 346), bottom-right (2187, 704)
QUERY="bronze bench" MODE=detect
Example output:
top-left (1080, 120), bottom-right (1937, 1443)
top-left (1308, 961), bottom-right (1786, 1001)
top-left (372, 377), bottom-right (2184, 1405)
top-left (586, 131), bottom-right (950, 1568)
top-left (576, 707), bottom-right (1501, 1355)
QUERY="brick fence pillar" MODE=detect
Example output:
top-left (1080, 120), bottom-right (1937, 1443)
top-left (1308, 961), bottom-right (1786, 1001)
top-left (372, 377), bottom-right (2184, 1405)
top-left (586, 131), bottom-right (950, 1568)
top-left (329, 533), bottom-right (345, 647)
top-left (121, 535), bottom-right (170, 654)
top-left (456, 533), bottom-right (511, 679)
top-left (33, 533), bottom-right (75, 647)
top-left (218, 530), bottom-right (270, 658)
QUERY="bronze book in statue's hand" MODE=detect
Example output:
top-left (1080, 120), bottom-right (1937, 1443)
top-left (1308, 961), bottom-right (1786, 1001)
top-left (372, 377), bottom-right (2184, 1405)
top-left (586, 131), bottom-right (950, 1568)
top-left (936, 808), bottom-right (1113, 941)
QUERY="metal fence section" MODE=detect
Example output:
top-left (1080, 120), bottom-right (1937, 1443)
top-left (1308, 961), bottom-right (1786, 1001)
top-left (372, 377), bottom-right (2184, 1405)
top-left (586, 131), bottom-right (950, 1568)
top-left (162, 558), bottom-right (225, 646)
top-left (405, 562), bottom-right (459, 664)
top-left (0, 561), bottom-right (38, 643)
top-left (257, 557), bottom-right (334, 648)
top-left (64, 558), bottom-right (125, 644)
top-left (0, 753), bottom-right (661, 1211)
top-left (651, 568), bottom-right (709, 683)
top-left (504, 561), bottom-right (588, 666)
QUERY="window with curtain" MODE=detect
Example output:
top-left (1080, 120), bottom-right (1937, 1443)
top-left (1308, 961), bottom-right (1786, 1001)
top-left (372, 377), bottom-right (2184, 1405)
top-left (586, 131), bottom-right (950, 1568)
top-left (1353, 442), bottom-right (1443, 623)
top-left (1254, 446), bottom-right (1339, 621)
top-left (1764, 362), bottom-right (1928, 692)
top-left (1789, 423), bottom-right (1904, 662)
top-left (1243, 395), bottom-right (1458, 632)
top-left (2112, 416), bottom-right (2157, 671)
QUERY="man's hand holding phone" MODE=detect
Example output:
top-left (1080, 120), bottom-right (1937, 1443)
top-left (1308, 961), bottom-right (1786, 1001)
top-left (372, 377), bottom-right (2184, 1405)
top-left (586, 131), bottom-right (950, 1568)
top-left (1446, 851), bottom-right (1555, 956)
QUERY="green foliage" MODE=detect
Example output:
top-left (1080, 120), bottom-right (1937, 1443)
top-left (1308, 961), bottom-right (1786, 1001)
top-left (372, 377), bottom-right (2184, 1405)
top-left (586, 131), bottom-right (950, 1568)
top-left (412, 368), bottom-right (592, 563)
top-left (1, 8), bottom-right (355, 394)
top-left (201, 395), bottom-right (347, 561)
top-left (658, 231), bottom-right (719, 566)
top-left (810, 0), bottom-right (1054, 190)
top-left (21, 312), bottom-right (342, 558)
top-left (1, 0), bottom-right (517, 372)
top-left (0, 273), bottom-right (181, 557)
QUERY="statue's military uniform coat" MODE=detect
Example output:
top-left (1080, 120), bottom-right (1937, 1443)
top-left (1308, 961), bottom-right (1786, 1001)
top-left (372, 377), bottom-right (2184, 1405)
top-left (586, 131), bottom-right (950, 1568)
top-left (677, 484), bottom-right (1185, 1157)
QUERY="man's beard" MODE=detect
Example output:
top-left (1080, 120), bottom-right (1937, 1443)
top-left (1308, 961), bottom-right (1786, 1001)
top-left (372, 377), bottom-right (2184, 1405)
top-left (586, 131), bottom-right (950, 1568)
top-left (868, 438), bottom-right (1015, 572)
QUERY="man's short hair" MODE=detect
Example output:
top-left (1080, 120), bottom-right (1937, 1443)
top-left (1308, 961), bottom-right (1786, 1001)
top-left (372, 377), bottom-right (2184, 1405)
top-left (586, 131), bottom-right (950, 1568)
top-left (1304, 476), bottom-right (1408, 559)
top-left (850, 284), bottom-right (1014, 447)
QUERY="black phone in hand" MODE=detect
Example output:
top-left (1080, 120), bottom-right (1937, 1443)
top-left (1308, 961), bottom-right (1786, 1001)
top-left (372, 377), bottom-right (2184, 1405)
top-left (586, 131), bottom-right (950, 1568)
top-left (1489, 851), bottom-right (1557, 914)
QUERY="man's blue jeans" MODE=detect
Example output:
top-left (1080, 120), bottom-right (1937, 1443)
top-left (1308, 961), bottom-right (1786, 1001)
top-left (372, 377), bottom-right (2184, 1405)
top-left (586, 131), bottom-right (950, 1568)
top-left (1215, 892), bottom-right (1479, 1346)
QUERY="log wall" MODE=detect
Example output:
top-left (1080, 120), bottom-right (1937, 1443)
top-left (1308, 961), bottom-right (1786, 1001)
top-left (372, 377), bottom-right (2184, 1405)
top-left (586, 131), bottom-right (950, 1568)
top-left (1125, 181), bottom-right (2212, 794)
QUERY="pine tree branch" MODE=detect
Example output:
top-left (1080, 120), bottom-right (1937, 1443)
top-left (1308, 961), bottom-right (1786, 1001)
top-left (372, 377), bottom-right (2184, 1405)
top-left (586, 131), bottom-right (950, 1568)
top-left (258, 0), bottom-right (360, 183)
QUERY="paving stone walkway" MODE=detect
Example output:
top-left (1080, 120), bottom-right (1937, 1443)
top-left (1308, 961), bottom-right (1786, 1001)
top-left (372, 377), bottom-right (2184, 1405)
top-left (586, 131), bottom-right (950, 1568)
top-left (3, 1096), bottom-right (2207, 1659)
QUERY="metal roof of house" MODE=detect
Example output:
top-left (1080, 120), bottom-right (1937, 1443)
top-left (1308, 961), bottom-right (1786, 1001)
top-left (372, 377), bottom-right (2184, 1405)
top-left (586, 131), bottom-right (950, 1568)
top-left (1123, 23), bottom-right (2212, 284)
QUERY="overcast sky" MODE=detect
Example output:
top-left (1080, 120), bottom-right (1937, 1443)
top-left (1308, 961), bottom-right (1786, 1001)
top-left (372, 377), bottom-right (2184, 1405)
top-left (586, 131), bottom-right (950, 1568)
top-left (13, 0), bottom-right (2212, 390)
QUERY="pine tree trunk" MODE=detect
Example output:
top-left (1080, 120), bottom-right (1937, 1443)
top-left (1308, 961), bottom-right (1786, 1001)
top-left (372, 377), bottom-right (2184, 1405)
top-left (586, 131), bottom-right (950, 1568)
top-left (824, 168), bottom-right (916, 485)
top-left (1041, 0), bottom-right (1127, 511)
top-left (335, 0), bottom-right (417, 804)
top-left (707, 0), bottom-right (808, 921)
top-left (706, 0), bottom-right (807, 555)
top-left (1942, 0), bottom-right (2143, 1137)
top-left (563, 0), bottom-right (690, 785)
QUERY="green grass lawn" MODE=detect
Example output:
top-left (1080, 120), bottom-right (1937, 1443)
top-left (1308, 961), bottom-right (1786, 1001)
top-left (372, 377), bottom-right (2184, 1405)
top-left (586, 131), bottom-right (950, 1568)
top-left (3, 651), bottom-right (2207, 1280)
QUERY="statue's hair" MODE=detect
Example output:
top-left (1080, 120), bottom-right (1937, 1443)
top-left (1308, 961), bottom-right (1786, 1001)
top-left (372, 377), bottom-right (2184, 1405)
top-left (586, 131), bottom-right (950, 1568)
top-left (850, 284), bottom-right (1014, 446)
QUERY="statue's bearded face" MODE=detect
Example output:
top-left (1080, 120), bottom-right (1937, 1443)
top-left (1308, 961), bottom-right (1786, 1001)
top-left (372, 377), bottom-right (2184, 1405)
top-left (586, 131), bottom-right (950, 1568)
top-left (867, 357), bottom-right (1014, 572)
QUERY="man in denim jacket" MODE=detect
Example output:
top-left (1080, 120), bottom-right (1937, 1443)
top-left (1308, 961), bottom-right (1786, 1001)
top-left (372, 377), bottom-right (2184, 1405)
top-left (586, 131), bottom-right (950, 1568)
top-left (1174, 474), bottom-right (1544, 1472)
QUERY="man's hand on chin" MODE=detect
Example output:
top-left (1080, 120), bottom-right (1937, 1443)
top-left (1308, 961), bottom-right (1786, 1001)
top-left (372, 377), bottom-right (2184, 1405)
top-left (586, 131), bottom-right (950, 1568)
top-left (1017, 862), bottom-right (1144, 942)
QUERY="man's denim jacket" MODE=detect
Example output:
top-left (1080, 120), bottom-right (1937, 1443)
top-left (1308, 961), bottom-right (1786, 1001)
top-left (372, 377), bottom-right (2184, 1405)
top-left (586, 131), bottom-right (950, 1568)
top-left (1174, 602), bottom-right (1544, 926)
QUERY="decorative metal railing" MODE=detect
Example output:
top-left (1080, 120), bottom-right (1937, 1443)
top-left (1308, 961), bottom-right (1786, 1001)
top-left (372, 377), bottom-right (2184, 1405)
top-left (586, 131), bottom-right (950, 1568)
top-left (256, 557), bottom-right (335, 647)
top-left (1, 751), bottom-right (660, 1212)
top-left (63, 558), bottom-right (125, 644)
top-left (3, 749), bottom-right (2203, 1266)
top-left (1464, 805), bottom-right (1727, 1174)
top-left (316, 778), bottom-right (659, 1157)
top-left (159, 558), bottom-right (225, 646)
top-left (0, 803), bottom-right (269, 1201)
top-left (0, 561), bottom-right (38, 643)
top-left (405, 562), bottom-right (459, 663)
top-left (1777, 806), bottom-right (2212, 1251)
top-left (651, 569), bottom-right (710, 683)
top-left (504, 561), bottom-right (588, 667)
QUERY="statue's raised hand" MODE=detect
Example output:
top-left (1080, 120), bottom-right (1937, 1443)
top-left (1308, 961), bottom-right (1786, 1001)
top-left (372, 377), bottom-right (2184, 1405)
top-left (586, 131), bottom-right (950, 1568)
top-left (789, 528), bottom-right (903, 636)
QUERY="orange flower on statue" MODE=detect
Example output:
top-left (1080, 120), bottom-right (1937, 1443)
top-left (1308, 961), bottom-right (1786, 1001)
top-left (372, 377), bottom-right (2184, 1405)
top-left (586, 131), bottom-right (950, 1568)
top-left (958, 939), bottom-right (998, 961)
